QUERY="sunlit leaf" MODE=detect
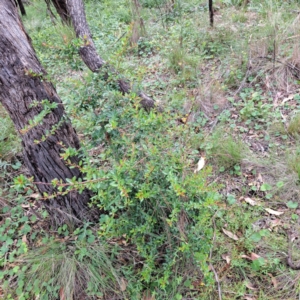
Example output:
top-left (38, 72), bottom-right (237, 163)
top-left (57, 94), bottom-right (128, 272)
top-left (222, 228), bottom-right (239, 241)
top-left (194, 157), bottom-right (205, 173)
top-left (244, 197), bottom-right (257, 206)
top-left (265, 208), bottom-right (284, 216)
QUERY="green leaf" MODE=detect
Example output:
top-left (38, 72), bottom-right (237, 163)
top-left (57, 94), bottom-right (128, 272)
top-left (286, 201), bottom-right (298, 209)
top-left (276, 181), bottom-right (284, 188)
top-left (183, 279), bottom-right (192, 288)
top-left (12, 161), bottom-right (22, 170)
top-left (18, 279), bottom-right (24, 288)
top-left (251, 257), bottom-right (265, 271)
top-left (265, 193), bottom-right (273, 199)
top-left (227, 194), bottom-right (236, 205)
top-left (175, 294), bottom-right (183, 300)
top-left (30, 215), bottom-right (37, 222)
top-left (250, 232), bottom-right (261, 242)
top-left (260, 183), bottom-right (272, 192)
top-left (87, 235), bottom-right (95, 243)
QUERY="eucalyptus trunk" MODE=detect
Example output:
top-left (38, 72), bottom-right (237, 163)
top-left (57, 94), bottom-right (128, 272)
top-left (0, 0), bottom-right (96, 226)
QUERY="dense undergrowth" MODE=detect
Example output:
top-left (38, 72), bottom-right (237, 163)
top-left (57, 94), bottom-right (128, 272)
top-left (1, 0), bottom-right (300, 299)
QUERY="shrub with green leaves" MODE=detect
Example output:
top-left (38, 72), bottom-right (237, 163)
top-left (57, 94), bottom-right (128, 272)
top-left (1, 70), bottom-right (219, 298)
top-left (3, 0), bottom-right (300, 298)
top-left (56, 72), bottom-right (219, 297)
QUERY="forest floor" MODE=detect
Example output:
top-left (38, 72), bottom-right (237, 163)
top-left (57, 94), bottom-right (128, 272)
top-left (1, 0), bottom-right (300, 299)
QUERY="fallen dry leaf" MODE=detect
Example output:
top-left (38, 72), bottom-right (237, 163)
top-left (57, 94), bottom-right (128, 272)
top-left (241, 253), bottom-right (261, 261)
top-left (181, 116), bottom-right (188, 124)
top-left (241, 254), bottom-right (252, 260)
top-left (268, 273), bottom-right (278, 289)
top-left (222, 228), bottom-right (239, 241)
top-left (265, 208), bottom-right (284, 216)
top-left (29, 193), bottom-right (40, 199)
top-left (272, 277), bottom-right (278, 289)
top-left (250, 253), bottom-right (261, 260)
top-left (120, 277), bottom-right (127, 292)
top-left (245, 281), bottom-right (257, 290)
top-left (222, 253), bottom-right (231, 264)
top-left (59, 287), bottom-right (65, 300)
top-left (142, 290), bottom-right (155, 300)
top-left (194, 157), bottom-right (205, 173)
top-left (244, 197), bottom-right (258, 206)
top-left (22, 235), bottom-right (28, 245)
top-left (257, 173), bottom-right (263, 182)
top-left (269, 219), bottom-right (281, 228)
top-left (281, 94), bottom-right (294, 105)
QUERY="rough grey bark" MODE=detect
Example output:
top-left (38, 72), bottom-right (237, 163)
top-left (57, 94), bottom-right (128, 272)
top-left (50, 0), bottom-right (155, 110)
top-left (0, 0), bottom-right (97, 226)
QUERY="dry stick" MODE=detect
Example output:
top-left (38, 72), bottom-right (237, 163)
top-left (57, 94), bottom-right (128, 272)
top-left (258, 56), bottom-right (300, 75)
top-left (234, 51), bottom-right (252, 96)
top-left (286, 34), bottom-right (300, 40)
top-left (33, 177), bottom-right (107, 187)
top-left (209, 213), bottom-right (222, 300)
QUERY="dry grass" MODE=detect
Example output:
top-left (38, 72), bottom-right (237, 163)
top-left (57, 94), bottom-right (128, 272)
top-left (17, 241), bottom-right (121, 300)
top-left (195, 80), bottom-right (229, 117)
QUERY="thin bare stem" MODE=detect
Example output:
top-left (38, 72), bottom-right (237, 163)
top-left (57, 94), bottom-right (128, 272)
top-left (209, 213), bottom-right (222, 300)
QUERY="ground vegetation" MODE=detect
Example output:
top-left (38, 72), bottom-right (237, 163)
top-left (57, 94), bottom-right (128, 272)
top-left (1, 0), bottom-right (300, 299)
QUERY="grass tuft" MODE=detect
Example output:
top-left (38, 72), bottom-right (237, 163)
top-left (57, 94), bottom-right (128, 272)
top-left (287, 148), bottom-right (300, 180)
top-left (16, 240), bottom-right (120, 300)
top-left (287, 113), bottom-right (300, 138)
top-left (207, 129), bottom-right (246, 170)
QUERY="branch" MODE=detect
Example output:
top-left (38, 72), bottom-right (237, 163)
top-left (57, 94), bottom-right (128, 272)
top-left (49, 0), bottom-right (155, 110)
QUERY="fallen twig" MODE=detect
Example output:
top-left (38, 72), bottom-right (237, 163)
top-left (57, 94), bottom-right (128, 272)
top-left (209, 213), bottom-right (222, 300)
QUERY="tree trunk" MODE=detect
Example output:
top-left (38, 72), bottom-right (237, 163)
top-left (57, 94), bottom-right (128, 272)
top-left (16, 0), bottom-right (26, 15)
top-left (0, 0), bottom-right (97, 226)
top-left (50, 0), bottom-right (155, 110)
top-left (46, 0), bottom-right (69, 23)
top-left (209, 0), bottom-right (213, 27)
